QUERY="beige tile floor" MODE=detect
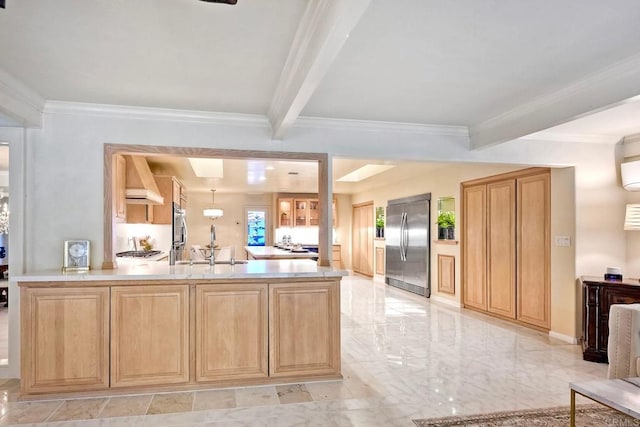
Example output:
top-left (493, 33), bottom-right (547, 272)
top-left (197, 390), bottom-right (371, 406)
top-left (0, 275), bottom-right (608, 426)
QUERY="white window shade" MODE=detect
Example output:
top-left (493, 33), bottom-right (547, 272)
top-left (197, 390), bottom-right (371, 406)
top-left (621, 161), bottom-right (640, 191)
top-left (624, 204), bottom-right (640, 230)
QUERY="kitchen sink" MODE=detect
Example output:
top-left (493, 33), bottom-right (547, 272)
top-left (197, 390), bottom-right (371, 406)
top-left (175, 259), bottom-right (248, 265)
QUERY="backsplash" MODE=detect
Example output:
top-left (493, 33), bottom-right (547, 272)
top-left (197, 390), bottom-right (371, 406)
top-left (275, 226), bottom-right (331, 245)
top-left (115, 223), bottom-right (172, 252)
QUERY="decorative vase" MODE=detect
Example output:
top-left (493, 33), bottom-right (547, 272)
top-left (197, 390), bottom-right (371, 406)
top-left (438, 227), bottom-right (446, 240)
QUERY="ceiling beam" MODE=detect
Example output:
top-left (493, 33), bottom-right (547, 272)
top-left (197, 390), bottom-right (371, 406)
top-left (267, 0), bottom-right (372, 140)
top-left (469, 53), bottom-right (640, 150)
top-left (0, 67), bottom-right (45, 128)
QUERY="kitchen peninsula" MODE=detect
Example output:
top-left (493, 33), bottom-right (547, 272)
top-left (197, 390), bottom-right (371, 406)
top-left (17, 260), bottom-right (344, 396)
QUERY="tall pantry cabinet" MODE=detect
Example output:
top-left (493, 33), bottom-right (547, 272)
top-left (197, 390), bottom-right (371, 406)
top-left (462, 168), bottom-right (550, 330)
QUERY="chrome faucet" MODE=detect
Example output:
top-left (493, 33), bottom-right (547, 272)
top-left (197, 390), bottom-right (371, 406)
top-left (209, 223), bottom-right (216, 266)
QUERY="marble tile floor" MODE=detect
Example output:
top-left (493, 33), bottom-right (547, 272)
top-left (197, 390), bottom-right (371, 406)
top-left (0, 275), bottom-right (608, 426)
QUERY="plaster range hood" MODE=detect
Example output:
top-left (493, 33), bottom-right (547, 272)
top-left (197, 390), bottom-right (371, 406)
top-left (124, 155), bottom-right (164, 205)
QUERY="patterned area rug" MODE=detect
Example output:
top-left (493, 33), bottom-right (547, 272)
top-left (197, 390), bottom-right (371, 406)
top-left (413, 405), bottom-right (640, 426)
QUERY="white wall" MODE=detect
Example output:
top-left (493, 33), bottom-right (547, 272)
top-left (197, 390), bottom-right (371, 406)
top-left (186, 191), bottom-right (272, 260)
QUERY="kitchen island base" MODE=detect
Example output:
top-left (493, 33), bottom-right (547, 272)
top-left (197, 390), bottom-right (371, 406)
top-left (19, 270), bottom-right (342, 397)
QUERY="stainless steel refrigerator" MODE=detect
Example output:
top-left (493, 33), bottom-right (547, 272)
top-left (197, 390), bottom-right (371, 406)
top-left (385, 193), bottom-right (431, 296)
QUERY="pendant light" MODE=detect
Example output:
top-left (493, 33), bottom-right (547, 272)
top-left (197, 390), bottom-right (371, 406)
top-left (203, 189), bottom-right (224, 219)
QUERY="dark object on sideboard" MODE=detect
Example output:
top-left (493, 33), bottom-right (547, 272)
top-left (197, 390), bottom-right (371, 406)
top-left (581, 276), bottom-right (640, 363)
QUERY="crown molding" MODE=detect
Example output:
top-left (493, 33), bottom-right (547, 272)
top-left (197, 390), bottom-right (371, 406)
top-left (0, 68), bottom-right (45, 128)
top-left (518, 132), bottom-right (622, 145)
top-left (470, 52), bottom-right (640, 149)
top-left (43, 101), bottom-right (270, 127)
top-left (267, 0), bottom-right (372, 139)
top-left (296, 116), bottom-right (469, 137)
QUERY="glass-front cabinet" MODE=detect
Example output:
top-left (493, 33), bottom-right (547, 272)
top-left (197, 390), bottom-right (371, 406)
top-left (278, 198), bottom-right (293, 227)
top-left (294, 199), bottom-right (308, 226)
top-left (309, 200), bottom-right (320, 226)
top-left (276, 196), bottom-right (337, 228)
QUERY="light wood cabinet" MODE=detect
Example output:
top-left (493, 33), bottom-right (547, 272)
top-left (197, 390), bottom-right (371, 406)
top-left (114, 154), bottom-right (127, 222)
top-left (277, 196), bottom-right (335, 228)
top-left (151, 176), bottom-right (185, 225)
top-left (462, 185), bottom-right (487, 310)
top-left (269, 281), bottom-right (341, 378)
top-left (437, 254), bottom-right (455, 295)
top-left (517, 173), bottom-right (550, 329)
top-left (332, 244), bottom-right (343, 269)
top-left (111, 285), bottom-right (189, 387)
top-left (195, 284), bottom-right (268, 382)
top-left (487, 180), bottom-right (516, 319)
top-left (21, 287), bottom-right (109, 394)
top-left (278, 198), bottom-right (293, 227)
top-left (462, 168), bottom-right (550, 330)
top-left (352, 203), bottom-right (373, 276)
top-left (375, 247), bottom-right (384, 275)
top-left (294, 199), bottom-right (309, 226)
top-left (20, 277), bottom-right (342, 396)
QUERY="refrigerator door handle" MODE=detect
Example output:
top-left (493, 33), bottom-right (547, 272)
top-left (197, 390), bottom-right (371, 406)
top-left (403, 211), bottom-right (409, 260)
top-left (400, 212), bottom-right (407, 261)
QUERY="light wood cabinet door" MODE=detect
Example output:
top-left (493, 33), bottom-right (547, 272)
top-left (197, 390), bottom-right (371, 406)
top-left (278, 198), bottom-right (293, 227)
top-left (294, 199), bottom-right (309, 226)
top-left (111, 285), bottom-right (189, 387)
top-left (375, 247), bottom-right (385, 275)
top-left (517, 172), bottom-right (550, 328)
top-left (352, 203), bottom-right (373, 276)
top-left (462, 185), bottom-right (487, 310)
top-left (21, 287), bottom-right (109, 394)
top-left (437, 254), bottom-right (455, 295)
top-left (114, 154), bottom-right (126, 222)
top-left (269, 281), bottom-right (341, 378)
top-left (195, 284), bottom-right (268, 382)
top-left (332, 244), bottom-right (343, 269)
top-left (487, 180), bottom-right (516, 319)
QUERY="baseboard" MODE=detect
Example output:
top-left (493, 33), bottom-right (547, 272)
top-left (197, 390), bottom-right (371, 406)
top-left (549, 330), bottom-right (578, 344)
top-left (430, 294), bottom-right (461, 308)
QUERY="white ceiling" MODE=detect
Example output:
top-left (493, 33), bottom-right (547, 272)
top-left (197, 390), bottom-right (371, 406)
top-left (2, 1), bottom-right (640, 144)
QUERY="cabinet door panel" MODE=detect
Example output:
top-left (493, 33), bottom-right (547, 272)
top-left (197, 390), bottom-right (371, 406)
top-left (22, 287), bottom-right (109, 394)
top-left (269, 282), bottom-right (340, 377)
top-left (517, 173), bottom-right (550, 328)
top-left (111, 285), bottom-right (189, 387)
top-left (462, 185), bottom-right (487, 310)
top-left (487, 180), bottom-right (516, 319)
top-left (196, 284), bottom-right (268, 382)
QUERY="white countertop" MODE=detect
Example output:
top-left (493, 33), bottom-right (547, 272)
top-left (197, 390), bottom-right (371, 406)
top-left (245, 246), bottom-right (317, 260)
top-left (15, 260), bottom-right (346, 283)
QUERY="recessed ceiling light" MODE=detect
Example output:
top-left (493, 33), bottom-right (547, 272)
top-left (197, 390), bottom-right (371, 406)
top-left (266, 166), bottom-right (275, 171)
top-left (259, 176), bottom-right (266, 181)
top-left (337, 164), bottom-right (396, 182)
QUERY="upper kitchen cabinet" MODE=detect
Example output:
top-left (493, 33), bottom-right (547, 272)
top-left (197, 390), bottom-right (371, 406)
top-left (151, 176), bottom-right (186, 225)
top-left (277, 196), bottom-right (337, 228)
top-left (295, 199), bottom-right (309, 226)
top-left (277, 198), bottom-right (293, 227)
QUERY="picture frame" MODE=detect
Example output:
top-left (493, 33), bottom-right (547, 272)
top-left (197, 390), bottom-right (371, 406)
top-left (62, 240), bottom-right (90, 272)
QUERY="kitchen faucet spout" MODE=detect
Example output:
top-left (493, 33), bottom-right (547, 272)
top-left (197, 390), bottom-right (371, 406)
top-left (209, 223), bottom-right (216, 266)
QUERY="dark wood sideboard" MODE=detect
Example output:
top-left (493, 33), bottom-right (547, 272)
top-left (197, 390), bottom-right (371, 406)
top-left (581, 276), bottom-right (640, 363)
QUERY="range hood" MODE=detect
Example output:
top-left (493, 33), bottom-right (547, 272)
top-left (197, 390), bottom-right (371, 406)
top-left (125, 155), bottom-right (164, 205)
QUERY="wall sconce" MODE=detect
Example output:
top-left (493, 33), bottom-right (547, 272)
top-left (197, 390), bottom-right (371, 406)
top-left (624, 204), bottom-right (640, 230)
